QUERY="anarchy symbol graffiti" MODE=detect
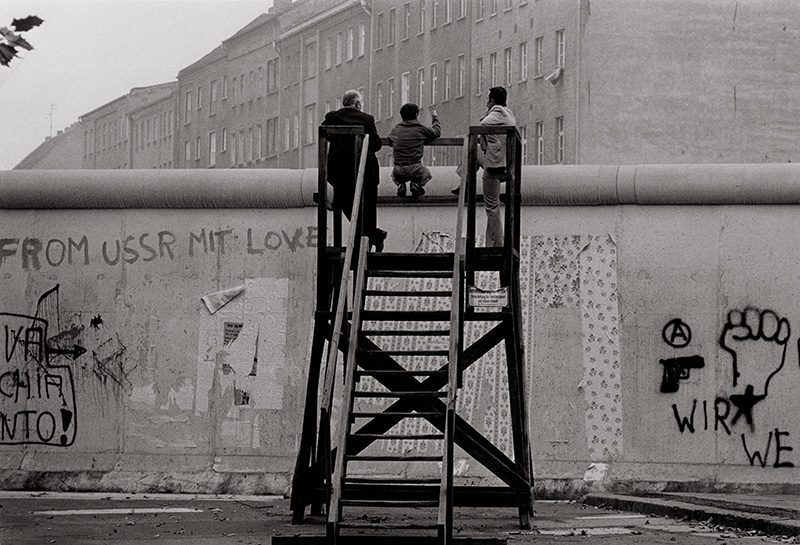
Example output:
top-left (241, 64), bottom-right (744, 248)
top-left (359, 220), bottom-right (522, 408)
top-left (663, 318), bottom-right (692, 348)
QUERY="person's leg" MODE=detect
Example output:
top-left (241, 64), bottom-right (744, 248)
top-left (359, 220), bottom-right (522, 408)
top-left (362, 183), bottom-right (386, 251)
top-left (482, 169), bottom-right (503, 247)
top-left (392, 167), bottom-right (407, 196)
top-left (410, 164), bottom-right (430, 197)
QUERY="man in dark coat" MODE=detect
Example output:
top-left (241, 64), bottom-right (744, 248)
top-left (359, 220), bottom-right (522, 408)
top-left (322, 90), bottom-right (387, 252)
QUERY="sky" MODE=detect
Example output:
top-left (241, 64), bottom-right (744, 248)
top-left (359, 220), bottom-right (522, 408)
top-left (0, 1), bottom-right (273, 170)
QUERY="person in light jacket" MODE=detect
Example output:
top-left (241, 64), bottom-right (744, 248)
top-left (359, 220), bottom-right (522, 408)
top-left (479, 86), bottom-right (516, 247)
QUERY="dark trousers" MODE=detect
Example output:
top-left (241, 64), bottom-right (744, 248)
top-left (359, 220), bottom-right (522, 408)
top-left (335, 182), bottom-right (379, 248)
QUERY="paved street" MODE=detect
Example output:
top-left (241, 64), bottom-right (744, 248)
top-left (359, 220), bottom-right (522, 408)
top-left (0, 491), bottom-right (797, 544)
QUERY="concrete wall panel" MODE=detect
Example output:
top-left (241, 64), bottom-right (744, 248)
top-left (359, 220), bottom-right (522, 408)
top-left (2, 165), bottom-right (800, 496)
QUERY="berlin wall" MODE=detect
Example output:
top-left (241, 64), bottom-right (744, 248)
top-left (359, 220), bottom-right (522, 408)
top-left (1, 164), bottom-right (799, 497)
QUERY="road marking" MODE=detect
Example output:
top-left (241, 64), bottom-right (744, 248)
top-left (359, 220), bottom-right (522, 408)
top-left (576, 514), bottom-right (648, 520)
top-left (34, 507), bottom-right (203, 516)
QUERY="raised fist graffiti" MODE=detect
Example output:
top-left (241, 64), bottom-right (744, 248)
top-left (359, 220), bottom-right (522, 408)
top-left (719, 307), bottom-right (790, 427)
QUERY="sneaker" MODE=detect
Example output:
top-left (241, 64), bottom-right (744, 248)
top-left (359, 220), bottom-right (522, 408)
top-left (397, 184), bottom-right (406, 197)
top-left (410, 181), bottom-right (425, 197)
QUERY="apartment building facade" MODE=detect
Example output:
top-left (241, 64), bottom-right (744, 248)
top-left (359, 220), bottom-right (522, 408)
top-left (129, 82), bottom-right (178, 169)
top-left (17, 0), bottom-right (800, 170)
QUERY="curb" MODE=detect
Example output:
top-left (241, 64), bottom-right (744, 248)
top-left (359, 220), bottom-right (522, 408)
top-left (582, 493), bottom-right (800, 537)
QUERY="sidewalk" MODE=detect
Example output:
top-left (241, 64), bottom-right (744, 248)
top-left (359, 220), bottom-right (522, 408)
top-left (583, 492), bottom-right (800, 538)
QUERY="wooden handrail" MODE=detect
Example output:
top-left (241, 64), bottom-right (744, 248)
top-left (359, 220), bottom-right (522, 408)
top-left (320, 133), bottom-right (370, 417)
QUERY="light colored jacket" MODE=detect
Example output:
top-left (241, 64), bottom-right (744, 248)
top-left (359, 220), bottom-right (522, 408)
top-left (479, 105), bottom-right (516, 169)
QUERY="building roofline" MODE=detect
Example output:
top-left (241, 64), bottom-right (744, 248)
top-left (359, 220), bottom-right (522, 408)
top-left (278, 0), bottom-right (365, 42)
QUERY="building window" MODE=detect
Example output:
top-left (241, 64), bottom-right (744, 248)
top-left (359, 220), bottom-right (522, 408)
top-left (418, 0), bottom-right (426, 33)
top-left (490, 0), bottom-right (498, 16)
top-left (195, 136), bottom-right (201, 160)
top-left (336, 32), bottom-right (343, 65)
top-left (376, 81), bottom-right (384, 119)
top-left (284, 117), bottom-right (291, 152)
top-left (518, 126), bottom-right (527, 165)
top-left (443, 59), bottom-right (451, 101)
top-left (519, 42), bottom-right (528, 81)
top-left (555, 116), bottom-right (564, 163)
top-left (222, 76), bottom-right (228, 99)
top-left (430, 63), bottom-right (438, 105)
top-left (417, 67), bottom-right (425, 105)
top-left (347, 27), bottom-right (354, 61)
top-left (432, 0), bottom-right (438, 28)
top-left (359, 21), bottom-right (366, 56)
top-left (556, 29), bottom-right (565, 68)
top-left (535, 121), bottom-right (543, 165)
top-left (475, 56), bottom-right (483, 95)
top-left (305, 105), bottom-right (316, 145)
top-left (534, 36), bottom-right (543, 77)
top-left (184, 140), bottom-right (191, 167)
top-left (457, 54), bottom-right (465, 97)
top-left (267, 117), bottom-right (278, 156)
top-left (325, 36), bottom-right (332, 69)
top-left (245, 128), bottom-right (252, 162)
top-left (402, 3), bottom-right (411, 39)
top-left (184, 90), bottom-right (192, 124)
top-left (459, 0), bottom-right (467, 18)
top-left (221, 128), bottom-right (227, 151)
top-left (388, 77), bottom-right (396, 119)
top-left (387, 8), bottom-right (396, 45)
top-left (505, 0), bottom-right (513, 10)
top-left (256, 124), bottom-right (263, 158)
top-left (401, 71), bottom-right (410, 104)
top-left (293, 112), bottom-right (300, 149)
top-left (209, 131), bottom-right (217, 167)
top-left (489, 52), bottom-right (497, 87)
top-left (210, 79), bottom-right (218, 115)
top-left (444, 0), bottom-right (452, 23)
top-left (305, 41), bottom-right (317, 78)
top-left (504, 47), bottom-right (512, 86)
top-left (231, 132), bottom-right (237, 165)
top-left (267, 58), bottom-right (278, 94)
top-left (376, 12), bottom-right (384, 48)
top-left (197, 86), bottom-right (202, 110)
top-left (476, 0), bottom-right (484, 20)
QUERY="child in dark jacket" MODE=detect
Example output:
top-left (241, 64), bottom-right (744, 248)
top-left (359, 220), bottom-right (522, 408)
top-left (387, 103), bottom-right (441, 197)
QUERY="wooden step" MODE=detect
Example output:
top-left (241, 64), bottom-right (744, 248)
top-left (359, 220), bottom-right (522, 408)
top-left (364, 289), bottom-right (452, 297)
top-left (361, 329), bottom-right (450, 336)
top-left (363, 309), bottom-right (506, 321)
top-left (357, 349), bottom-right (449, 357)
top-left (367, 252), bottom-right (454, 272)
top-left (368, 270), bottom-right (453, 279)
top-left (344, 477), bottom-right (441, 484)
top-left (362, 310), bottom-right (451, 321)
top-left (355, 370), bottom-right (446, 377)
top-left (345, 455), bottom-right (442, 462)
top-left (339, 499), bottom-right (439, 508)
top-left (353, 391), bottom-right (446, 398)
top-left (350, 411), bottom-right (443, 420)
top-left (348, 433), bottom-right (444, 440)
top-left (338, 521), bottom-right (439, 530)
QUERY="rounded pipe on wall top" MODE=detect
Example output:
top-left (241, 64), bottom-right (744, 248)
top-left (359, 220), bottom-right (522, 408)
top-left (4, 163), bottom-right (800, 209)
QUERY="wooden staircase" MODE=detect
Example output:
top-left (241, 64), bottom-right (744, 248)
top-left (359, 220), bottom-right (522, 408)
top-left (289, 126), bottom-right (532, 545)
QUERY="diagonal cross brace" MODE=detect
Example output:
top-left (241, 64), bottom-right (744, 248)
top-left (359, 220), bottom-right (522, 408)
top-left (349, 321), bottom-right (531, 493)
